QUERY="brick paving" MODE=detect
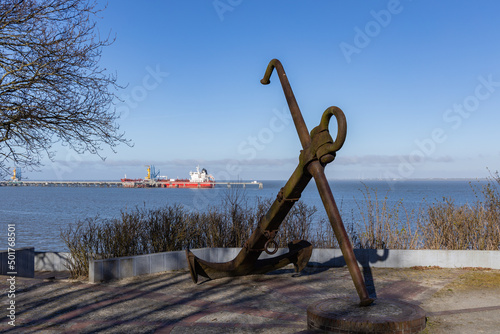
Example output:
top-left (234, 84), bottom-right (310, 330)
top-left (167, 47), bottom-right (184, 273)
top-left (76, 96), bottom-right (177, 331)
top-left (0, 266), bottom-right (499, 333)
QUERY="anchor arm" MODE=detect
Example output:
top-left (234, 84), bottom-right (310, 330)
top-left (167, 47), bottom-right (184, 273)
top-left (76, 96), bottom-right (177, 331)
top-left (186, 162), bottom-right (313, 282)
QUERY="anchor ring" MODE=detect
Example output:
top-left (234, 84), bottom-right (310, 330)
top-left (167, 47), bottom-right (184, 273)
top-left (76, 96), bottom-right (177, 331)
top-left (264, 239), bottom-right (279, 255)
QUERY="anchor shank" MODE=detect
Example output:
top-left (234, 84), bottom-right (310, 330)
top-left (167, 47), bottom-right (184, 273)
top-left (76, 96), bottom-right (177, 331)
top-left (261, 59), bottom-right (311, 149)
top-left (307, 160), bottom-right (372, 306)
top-left (233, 160), bottom-right (312, 264)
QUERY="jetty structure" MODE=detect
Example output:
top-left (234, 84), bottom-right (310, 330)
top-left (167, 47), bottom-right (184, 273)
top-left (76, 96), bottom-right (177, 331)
top-left (0, 166), bottom-right (263, 189)
top-left (0, 180), bottom-right (263, 188)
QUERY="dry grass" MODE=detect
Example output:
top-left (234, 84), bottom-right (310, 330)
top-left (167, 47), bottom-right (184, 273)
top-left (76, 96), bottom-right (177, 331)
top-left (419, 172), bottom-right (500, 250)
top-left (351, 183), bottom-right (421, 249)
top-left (336, 173), bottom-right (500, 251)
top-left (447, 270), bottom-right (500, 290)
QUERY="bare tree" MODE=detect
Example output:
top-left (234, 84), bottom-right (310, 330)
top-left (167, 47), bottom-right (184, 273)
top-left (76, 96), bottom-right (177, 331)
top-left (0, 0), bottom-right (127, 178)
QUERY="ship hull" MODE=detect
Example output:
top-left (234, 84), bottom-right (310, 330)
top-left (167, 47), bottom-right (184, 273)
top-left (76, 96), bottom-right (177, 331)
top-left (157, 181), bottom-right (215, 189)
top-left (120, 179), bottom-right (215, 188)
top-left (120, 166), bottom-right (215, 188)
top-left (121, 179), bottom-right (143, 188)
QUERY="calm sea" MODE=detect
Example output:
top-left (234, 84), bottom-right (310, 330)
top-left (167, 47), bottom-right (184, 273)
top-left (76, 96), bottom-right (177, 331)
top-left (0, 179), bottom-right (488, 252)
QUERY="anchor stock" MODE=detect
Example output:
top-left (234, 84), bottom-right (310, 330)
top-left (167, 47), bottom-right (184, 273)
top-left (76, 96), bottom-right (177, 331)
top-left (186, 59), bottom-right (373, 307)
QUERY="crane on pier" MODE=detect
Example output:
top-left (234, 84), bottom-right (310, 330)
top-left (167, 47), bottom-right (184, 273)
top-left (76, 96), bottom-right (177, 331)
top-left (144, 165), bottom-right (160, 181)
top-left (11, 167), bottom-right (21, 181)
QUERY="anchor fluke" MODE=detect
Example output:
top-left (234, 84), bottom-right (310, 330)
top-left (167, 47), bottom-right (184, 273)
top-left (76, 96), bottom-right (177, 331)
top-left (186, 240), bottom-right (313, 283)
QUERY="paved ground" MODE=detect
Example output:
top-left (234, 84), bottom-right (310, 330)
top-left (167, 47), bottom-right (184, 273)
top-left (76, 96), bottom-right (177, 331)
top-left (1, 265), bottom-right (499, 333)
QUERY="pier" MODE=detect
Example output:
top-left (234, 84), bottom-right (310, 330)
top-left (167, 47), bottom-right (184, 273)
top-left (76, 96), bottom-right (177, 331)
top-left (0, 180), bottom-right (122, 187)
top-left (0, 180), bottom-right (263, 189)
top-left (214, 182), bottom-right (264, 189)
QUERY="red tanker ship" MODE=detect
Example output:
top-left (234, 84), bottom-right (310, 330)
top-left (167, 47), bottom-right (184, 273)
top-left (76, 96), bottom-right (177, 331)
top-left (121, 165), bottom-right (215, 188)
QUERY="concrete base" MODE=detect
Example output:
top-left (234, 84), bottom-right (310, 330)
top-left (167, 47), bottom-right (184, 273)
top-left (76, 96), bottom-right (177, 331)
top-left (307, 297), bottom-right (426, 333)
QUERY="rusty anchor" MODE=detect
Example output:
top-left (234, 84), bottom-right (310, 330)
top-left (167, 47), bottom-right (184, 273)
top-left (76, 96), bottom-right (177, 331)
top-left (186, 59), bottom-right (374, 307)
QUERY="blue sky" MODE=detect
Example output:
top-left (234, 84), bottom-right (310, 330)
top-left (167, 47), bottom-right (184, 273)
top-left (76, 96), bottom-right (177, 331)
top-left (27, 0), bottom-right (500, 181)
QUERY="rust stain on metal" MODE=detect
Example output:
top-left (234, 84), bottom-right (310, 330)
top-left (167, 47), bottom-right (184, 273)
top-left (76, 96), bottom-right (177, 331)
top-left (186, 59), bottom-right (373, 307)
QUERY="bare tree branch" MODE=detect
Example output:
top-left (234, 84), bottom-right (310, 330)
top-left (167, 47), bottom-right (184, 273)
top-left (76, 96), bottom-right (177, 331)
top-left (0, 0), bottom-right (128, 178)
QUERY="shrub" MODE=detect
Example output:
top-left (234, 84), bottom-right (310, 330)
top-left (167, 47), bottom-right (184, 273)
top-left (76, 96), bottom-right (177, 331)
top-left (61, 172), bottom-right (500, 278)
top-left (353, 184), bottom-right (420, 249)
top-left (419, 172), bottom-right (500, 250)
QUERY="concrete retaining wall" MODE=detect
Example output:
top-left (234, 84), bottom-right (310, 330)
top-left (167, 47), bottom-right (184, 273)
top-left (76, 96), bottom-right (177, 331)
top-left (35, 252), bottom-right (71, 271)
top-left (309, 249), bottom-right (500, 269)
top-left (1, 248), bottom-right (498, 282)
top-left (88, 248), bottom-right (500, 283)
